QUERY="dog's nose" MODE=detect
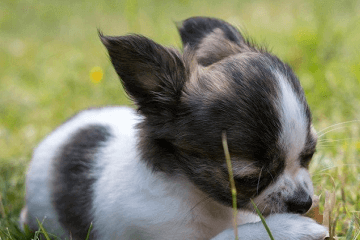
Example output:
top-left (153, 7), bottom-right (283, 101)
top-left (286, 190), bottom-right (312, 214)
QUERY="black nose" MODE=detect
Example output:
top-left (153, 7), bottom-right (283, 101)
top-left (286, 192), bottom-right (312, 214)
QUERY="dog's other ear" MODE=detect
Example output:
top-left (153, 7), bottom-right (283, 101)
top-left (100, 33), bottom-right (186, 117)
top-left (177, 17), bottom-right (251, 66)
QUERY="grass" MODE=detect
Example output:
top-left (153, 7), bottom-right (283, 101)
top-left (251, 199), bottom-right (275, 240)
top-left (1, 0), bottom-right (360, 239)
top-left (222, 131), bottom-right (239, 240)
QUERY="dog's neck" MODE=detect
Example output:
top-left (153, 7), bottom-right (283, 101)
top-left (137, 124), bottom-right (182, 174)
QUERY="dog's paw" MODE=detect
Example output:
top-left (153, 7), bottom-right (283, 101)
top-left (265, 213), bottom-right (328, 240)
top-left (211, 213), bottom-right (328, 240)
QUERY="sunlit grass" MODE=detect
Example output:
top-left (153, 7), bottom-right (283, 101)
top-left (1, 0), bottom-right (359, 239)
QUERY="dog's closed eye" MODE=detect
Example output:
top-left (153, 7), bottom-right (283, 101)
top-left (300, 151), bottom-right (315, 168)
top-left (230, 160), bottom-right (260, 178)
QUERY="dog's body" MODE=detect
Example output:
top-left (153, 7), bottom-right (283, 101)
top-left (21, 106), bottom-right (260, 239)
top-left (21, 17), bottom-right (328, 239)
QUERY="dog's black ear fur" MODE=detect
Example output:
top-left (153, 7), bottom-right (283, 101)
top-left (177, 17), bottom-right (251, 66)
top-left (100, 33), bottom-right (186, 117)
top-left (177, 17), bottom-right (244, 48)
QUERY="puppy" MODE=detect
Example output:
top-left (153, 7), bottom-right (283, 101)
top-left (20, 17), bottom-right (328, 239)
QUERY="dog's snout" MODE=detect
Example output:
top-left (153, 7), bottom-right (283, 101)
top-left (286, 189), bottom-right (312, 214)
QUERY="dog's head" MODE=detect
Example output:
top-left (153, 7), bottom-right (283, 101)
top-left (100, 17), bottom-right (316, 216)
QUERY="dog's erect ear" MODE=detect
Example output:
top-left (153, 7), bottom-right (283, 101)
top-left (100, 33), bottom-right (186, 116)
top-left (177, 17), bottom-right (245, 47)
top-left (177, 17), bottom-right (251, 66)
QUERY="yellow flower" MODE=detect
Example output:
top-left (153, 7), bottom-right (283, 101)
top-left (90, 66), bottom-right (103, 83)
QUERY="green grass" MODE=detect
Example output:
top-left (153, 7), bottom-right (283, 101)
top-left (1, 0), bottom-right (360, 239)
top-left (222, 131), bottom-right (239, 240)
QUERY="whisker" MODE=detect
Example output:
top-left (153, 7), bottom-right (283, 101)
top-left (176, 195), bottom-right (213, 236)
top-left (182, 195), bottom-right (212, 225)
top-left (317, 120), bottom-right (360, 135)
top-left (266, 169), bottom-right (274, 183)
top-left (251, 208), bottom-right (256, 215)
top-left (318, 126), bottom-right (356, 138)
top-left (317, 138), bottom-right (356, 143)
top-left (317, 142), bottom-right (340, 147)
top-left (310, 164), bottom-right (360, 177)
top-left (318, 126), bottom-right (356, 139)
top-left (317, 145), bottom-right (336, 149)
top-left (188, 195), bottom-right (212, 213)
top-left (257, 167), bottom-right (263, 195)
top-left (261, 204), bottom-right (268, 215)
top-left (250, 199), bottom-right (257, 216)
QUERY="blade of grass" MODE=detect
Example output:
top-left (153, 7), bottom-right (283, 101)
top-left (85, 222), bottom-right (93, 240)
top-left (353, 229), bottom-right (360, 240)
top-left (0, 228), bottom-right (14, 240)
top-left (36, 219), bottom-right (51, 240)
top-left (33, 228), bottom-right (41, 240)
top-left (222, 131), bottom-right (238, 240)
top-left (0, 193), bottom-right (5, 218)
top-left (345, 215), bottom-right (354, 240)
top-left (250, 199), bottom-right (275, 240)
top-left (323, 190), bottom-right (336, 239)
top-left (6, 228), bottom-right (15, 240)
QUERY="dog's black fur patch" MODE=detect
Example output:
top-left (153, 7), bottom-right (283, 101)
top-left (51, 124), bottom-right (111, 239)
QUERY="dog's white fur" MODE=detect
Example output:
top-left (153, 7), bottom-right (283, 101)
top-left (22, 106), bottom-right (327, 239)
top-left (277, 72), bottom-right (308, 163)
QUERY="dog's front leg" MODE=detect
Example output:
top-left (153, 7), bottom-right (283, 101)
top-left (211, 213), bottom-right (328, 240)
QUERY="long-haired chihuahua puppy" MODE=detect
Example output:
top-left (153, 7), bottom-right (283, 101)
top-left (20, 17), bottom-right (328, 239)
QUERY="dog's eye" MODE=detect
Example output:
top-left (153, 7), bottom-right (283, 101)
top-left (234, 176), bottom-right (260, 187)
top-left (300, 152), bottom-right (315, 168)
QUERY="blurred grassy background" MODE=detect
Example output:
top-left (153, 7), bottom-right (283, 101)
top-left (1, 0), bottom-right (359, 238)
